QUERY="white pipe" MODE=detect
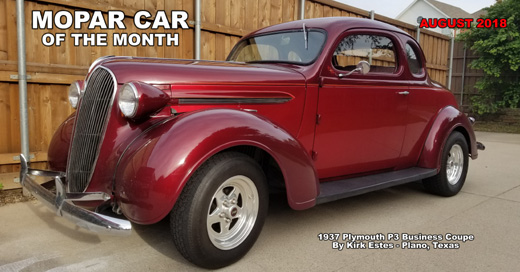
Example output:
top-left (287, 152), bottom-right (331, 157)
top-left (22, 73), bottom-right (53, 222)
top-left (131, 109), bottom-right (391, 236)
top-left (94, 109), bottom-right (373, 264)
top-left (16, 0), bottom-right (29, 161)
top-left (416, 25), bottom-right (420, 43)
top-left (447, 30), bottom-right (455, 90)
top-left (195, 0), bottom-right (201, 60)
top-left (369, 10), bottom-right (375, 20)
top-left (300, 0), bottom-right (305, 20)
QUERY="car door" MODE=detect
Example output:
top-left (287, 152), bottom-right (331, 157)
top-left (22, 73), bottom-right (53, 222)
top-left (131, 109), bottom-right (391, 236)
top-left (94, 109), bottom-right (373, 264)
top-left (313, 31), bottom-right (409, 179)
top-left (398, 39), bottom-right (456, 168)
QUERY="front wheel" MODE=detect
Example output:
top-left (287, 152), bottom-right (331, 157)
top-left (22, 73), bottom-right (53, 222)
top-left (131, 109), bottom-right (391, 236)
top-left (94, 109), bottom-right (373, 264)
top-left (171, 152), bottom-right (268, 269)
top-left (423, 131), bottom-right (469, 196)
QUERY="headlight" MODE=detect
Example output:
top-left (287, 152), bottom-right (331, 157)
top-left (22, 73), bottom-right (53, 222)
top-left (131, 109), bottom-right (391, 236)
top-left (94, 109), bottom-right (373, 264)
top-left (119, 83), bottom-right (139, 118)
top-left (118, 81), bottom-right (170, 120)
top-left (68, 81), bottom-right (83, 109)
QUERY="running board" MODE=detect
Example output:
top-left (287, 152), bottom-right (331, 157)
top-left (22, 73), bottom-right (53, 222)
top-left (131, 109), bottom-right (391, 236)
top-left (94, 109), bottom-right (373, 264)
top-left (316, 167), bottom-right (437, 205)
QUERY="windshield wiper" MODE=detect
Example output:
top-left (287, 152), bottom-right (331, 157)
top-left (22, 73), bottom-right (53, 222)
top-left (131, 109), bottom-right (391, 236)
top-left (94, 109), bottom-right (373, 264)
top-left (303, 23), bottom-right (308, 50)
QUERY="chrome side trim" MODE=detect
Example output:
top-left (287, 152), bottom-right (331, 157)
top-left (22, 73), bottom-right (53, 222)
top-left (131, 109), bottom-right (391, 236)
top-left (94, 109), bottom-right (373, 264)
top-left (178, 97), bottom-right (292, 104)
top-left (20, 154), bottom-right (131, 236)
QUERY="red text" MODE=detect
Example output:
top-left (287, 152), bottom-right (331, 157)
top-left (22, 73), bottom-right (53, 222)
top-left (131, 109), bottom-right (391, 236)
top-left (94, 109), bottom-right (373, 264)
top-left (419, 18), bottom-right (473, 29)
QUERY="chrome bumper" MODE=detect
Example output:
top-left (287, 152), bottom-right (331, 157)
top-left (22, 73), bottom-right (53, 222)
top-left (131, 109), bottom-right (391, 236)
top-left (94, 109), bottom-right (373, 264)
top-left (469, 117), bottom-right (485, 151)
top-left (19, 154), bottom-right (131, 236)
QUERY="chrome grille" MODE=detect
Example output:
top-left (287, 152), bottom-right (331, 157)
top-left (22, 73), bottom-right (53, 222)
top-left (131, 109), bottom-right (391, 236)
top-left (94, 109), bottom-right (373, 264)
top-left (67, 68), bottom-right (115, 192)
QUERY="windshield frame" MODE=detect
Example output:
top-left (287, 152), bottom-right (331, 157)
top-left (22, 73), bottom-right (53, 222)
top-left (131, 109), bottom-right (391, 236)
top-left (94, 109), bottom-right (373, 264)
top-left (226, 29), bottom-right (328, 66)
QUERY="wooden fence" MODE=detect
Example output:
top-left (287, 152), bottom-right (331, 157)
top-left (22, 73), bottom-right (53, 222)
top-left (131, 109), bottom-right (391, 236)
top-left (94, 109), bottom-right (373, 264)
top-left (448, 41), bottom-right (484, 112)
top-left (0, 0), bottom-right (450, 183)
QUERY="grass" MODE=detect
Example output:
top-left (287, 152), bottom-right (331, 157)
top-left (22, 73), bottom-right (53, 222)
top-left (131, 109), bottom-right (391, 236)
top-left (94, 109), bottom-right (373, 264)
top-left (473, 121), bottom-right (520, 134)
top-left (0, 188), bottom-right (35, 206)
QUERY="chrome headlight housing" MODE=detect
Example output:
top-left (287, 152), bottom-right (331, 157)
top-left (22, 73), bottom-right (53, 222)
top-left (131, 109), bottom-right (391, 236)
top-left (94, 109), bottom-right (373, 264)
top-left (119, 83), bottom-right (139, 118)
top-left (118, 81), bottom-right (170, 120)
top-left (68, 81), bottom-right (83, 109)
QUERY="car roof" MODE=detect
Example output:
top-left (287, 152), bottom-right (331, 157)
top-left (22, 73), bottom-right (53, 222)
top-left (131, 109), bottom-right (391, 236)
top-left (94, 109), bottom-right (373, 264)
top-left (249, 17), bottom-right (409, 38)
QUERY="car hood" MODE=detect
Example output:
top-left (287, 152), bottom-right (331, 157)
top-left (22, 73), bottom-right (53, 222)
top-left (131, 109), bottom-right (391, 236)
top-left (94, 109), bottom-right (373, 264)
top-left (98, 57), bottom-right (306, 86)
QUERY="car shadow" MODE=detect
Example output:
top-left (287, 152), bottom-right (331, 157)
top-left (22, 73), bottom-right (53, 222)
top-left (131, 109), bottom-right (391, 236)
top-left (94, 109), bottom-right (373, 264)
top-left (131, 181), bottom-right (429, 268)
top-left (26, 202), bottom-right (103, 244)
top-left (131, 215), bottom-right (192, 267)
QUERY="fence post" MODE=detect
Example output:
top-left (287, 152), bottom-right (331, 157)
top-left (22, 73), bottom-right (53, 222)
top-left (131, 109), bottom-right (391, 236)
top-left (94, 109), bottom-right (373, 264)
top-left (194, 0), bottom-right (201, 60)
top-left (447, 30), bottom-right (455, 90)
top-left (299, 0), bottom-right (305, 20)
top-left (416, 25), bottom-right (420, 43)
top-left (16, 0), bottom-right (30, 195)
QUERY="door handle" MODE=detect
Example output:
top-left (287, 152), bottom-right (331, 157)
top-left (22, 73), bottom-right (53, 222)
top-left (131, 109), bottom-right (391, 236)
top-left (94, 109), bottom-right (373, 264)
top-left (398, 91), bottom-right (410, 95)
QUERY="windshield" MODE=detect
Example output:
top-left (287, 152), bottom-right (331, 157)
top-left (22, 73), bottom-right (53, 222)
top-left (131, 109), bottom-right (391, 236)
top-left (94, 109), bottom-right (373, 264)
top-left (227, 30), bottom-right (326, 65)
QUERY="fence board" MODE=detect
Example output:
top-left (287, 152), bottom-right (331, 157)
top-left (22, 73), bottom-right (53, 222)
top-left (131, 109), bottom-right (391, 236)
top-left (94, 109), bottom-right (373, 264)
top-left (6, 0), bottom-right (17, 61)
top-left (216, 0), bottom-right (231, 26)
top-left (0, 0), bottom-right (7, 60)
top-left (202, 0), bottom-right (216, 24)
top-left (270, 0), bottom-right (283, 25)
top-left (8, 84), bottom-right (20, 153)
top-left (230, 0), bottom-right (242, 29)
top-left (283, 0), bottom-right (297, 22)
top-left (258, 0), bottom-right (270, 28)
top-left (0, 83), bottom-right (10, 153)
top-left (201, 31), bottom-right (216, 60)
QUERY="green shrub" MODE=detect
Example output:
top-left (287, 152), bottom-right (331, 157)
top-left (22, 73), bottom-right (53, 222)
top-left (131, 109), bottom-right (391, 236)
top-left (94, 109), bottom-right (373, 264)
top-left (458, 0), bottom-right (520, 114)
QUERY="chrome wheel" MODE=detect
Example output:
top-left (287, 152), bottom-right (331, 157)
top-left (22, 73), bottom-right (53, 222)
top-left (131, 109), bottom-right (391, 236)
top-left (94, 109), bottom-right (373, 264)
top-left (171, 152), bottom-right (268, 268)
top-left (423, 131), bottom-right (469, 197)
top-left (207, 175), bottom-right (259, 250)
top-left (446, 144), bottom-right (464, 185)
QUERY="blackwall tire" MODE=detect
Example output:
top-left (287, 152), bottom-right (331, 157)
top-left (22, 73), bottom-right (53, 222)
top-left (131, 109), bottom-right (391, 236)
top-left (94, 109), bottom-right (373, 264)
top-left (170, 152), bottom-right (269, 269)
top-left (423, 131), bottom-right (469, 197)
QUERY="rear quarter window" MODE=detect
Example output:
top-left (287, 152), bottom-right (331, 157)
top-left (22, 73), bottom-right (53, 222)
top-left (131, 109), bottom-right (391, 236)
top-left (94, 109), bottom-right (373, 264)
top-left (405, 43), bottom-right (423, 75)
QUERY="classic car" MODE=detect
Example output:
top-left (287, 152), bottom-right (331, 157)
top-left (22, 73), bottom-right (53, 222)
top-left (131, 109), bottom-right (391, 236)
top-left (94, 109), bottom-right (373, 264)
top-left (20, 17), bottom-right (484, 268)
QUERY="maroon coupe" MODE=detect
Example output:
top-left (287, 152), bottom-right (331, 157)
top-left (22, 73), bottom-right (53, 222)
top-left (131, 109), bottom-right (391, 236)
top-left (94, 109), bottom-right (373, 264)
top-left (21, 17), bottom-right (484, 268)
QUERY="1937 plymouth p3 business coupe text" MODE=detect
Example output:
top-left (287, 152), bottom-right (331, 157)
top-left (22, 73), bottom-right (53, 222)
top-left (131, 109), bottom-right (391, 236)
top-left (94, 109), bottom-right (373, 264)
top-left (20, 17), bottom-right (484, 268)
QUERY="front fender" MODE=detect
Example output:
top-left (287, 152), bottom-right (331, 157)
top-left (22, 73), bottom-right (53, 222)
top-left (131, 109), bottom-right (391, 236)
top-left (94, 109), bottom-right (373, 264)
top-left (115, 109), bottom-right (318, 224)
top-left (47, 113), bottom-right (76, 172)
top-left (418, 106), bottom-right (478, 170)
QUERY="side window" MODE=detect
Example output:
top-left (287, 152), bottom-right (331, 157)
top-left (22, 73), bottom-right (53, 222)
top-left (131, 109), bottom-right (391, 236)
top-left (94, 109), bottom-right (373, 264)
top-left (405, 43), bottom-right (423, 75)
top-left (333, 34), bottom-right (396, 74)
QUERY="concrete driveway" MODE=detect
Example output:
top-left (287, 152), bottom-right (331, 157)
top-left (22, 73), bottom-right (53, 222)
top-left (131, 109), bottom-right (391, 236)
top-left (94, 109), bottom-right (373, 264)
top-left (1, 131), bottom-right (519, 271)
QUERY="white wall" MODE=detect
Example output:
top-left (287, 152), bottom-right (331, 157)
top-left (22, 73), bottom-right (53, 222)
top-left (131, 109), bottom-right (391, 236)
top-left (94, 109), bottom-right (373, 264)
top-left (396, 0), bottom-right (452, 36)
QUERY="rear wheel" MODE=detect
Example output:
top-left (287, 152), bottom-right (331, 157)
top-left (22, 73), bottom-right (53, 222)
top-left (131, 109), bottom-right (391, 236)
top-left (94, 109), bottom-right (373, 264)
top-left (171, 152), bottom-right (268, 269)
top-left (423, 131), bottom-right (469, 196)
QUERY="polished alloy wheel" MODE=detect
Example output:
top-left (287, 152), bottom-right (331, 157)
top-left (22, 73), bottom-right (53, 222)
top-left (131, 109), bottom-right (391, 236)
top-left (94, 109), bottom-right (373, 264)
top-left (171, 152), bottom-right (268, 268)
top-left (207, 175), bottom-right (259, 250)
top-left (446, 144), bottom-right (464, 185)
top-left (423, 132), bottom-right (468, 197)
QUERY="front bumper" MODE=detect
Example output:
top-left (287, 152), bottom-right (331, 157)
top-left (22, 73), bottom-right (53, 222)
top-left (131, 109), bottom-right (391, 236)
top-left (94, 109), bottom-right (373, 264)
top-left (20, 154), bottom-right (131, 236)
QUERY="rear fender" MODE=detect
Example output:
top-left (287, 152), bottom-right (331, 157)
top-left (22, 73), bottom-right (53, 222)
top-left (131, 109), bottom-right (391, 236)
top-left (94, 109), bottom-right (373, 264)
top-left (115, 109), bottom-right (318, 224)
top-left (418, 106), bottom-right (478, 170)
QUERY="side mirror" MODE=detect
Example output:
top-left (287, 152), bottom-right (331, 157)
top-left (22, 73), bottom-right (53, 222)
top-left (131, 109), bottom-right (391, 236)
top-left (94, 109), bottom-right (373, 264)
top-left (338, 60), bottom-right (371, 78)
top-left (357, 60), bottom-right (370, 75)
